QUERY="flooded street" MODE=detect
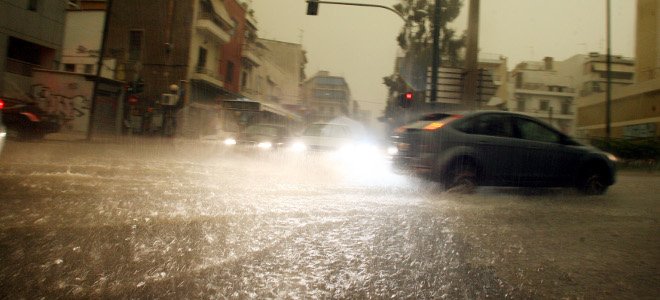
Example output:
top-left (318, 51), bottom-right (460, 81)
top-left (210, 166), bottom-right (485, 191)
top-left (0, 140), bottom-right (658, 299)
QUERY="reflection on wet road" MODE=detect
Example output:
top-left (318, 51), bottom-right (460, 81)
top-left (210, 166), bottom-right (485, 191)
top-left (0, 140), bottom-right (658, 298)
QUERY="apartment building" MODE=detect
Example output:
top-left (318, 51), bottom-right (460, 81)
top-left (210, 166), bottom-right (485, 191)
top-left (0, 0), bottom-right (67, 98)
top-left (574, 0), bottom-right (660, 139)
top-left (301, 71), bottom-right (351, 122)
top-left (509, 57), bottom-right (577, 133)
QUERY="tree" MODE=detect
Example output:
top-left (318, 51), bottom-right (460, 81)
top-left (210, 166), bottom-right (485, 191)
top-left (383, 0), bottom-right (465, 97)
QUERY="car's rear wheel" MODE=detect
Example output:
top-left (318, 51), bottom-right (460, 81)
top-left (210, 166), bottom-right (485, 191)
top-left (444, 160), bottom-right (478, 193)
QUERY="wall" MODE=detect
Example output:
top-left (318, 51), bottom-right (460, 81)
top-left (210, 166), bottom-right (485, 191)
top-left (636, 0), bottom-right (660, 82)
top-left (31, 70), bottom-right (94, 133)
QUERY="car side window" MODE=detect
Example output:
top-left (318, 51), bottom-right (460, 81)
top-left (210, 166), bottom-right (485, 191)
top-left (515, 118), bottom-right (561, 143)
top-left (457, 114), bottom-right (513, 137)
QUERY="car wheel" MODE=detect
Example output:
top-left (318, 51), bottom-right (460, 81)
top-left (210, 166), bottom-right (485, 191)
top-left (445, 162), bottom-right (478, 194)
top-left (579, 171), bottom-right (608, 195)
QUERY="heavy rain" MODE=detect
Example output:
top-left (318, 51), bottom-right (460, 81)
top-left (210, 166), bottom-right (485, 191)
top-left (1, 0), bottom-right (659, 299)
top-left (0, 140), bottom-right (658, 298)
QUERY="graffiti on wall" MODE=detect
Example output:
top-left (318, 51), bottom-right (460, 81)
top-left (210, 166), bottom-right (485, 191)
top-left (30, 84), bottom-right (90, 131)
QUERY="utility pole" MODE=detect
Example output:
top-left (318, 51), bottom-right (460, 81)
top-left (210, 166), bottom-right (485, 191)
top-left (87, 0), bottom-right (113, 141)
top-left (462, 0), bottom-right (480, 110)
top-left (605, 0), bottom-right (612, 142)
top-left (429, 0), bottom-right (441, 102)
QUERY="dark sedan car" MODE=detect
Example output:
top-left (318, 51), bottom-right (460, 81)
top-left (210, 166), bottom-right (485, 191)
top-left (1, 97), bottom-right (60, 140)
top-left (391, 111), bottom-right (617, 194)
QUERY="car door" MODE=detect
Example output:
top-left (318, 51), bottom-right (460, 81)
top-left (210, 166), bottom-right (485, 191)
top-left (512, 117), bottom-right (581, 186)
top-left (454, 113), bottom-right (523, 185)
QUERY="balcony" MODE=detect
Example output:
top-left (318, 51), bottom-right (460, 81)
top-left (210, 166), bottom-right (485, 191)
top-left (241, 45), bottom-right (261, 67)
top-left (5, 58), bottom-right (40, 76)
top-left (196, 13), bottom-right (231, 43)
top-left (515, 83), bottom-right (576, 97)
top-left (191, 66), bottom-right (224, 89)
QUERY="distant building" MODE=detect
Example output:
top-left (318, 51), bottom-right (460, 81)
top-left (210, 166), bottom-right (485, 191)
top-left (574, 0), bottom-right (660, 139)
top-left (301, 71), bottom-right (351, 122)
top-left (61, 0), bottom-right (115, 78)
top-left (477, 53), bottom-right (509, 109)
top-left (0, 0), bottom-right (67, 98)
top-left (105, 0), bottom-right (236, 137)
top-left (509, 57), bottom-right (577, 133)
top-left (555, 52), bottom-right (635, 97)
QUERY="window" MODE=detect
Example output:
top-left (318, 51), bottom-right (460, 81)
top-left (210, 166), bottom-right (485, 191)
top-left (226, 61), bottom-right (234, 83)
top-left (517, 99), bottom-right (526, 112)
top-left (539, 100), bottom-right (550, 111)
top-left (64, 64), bottom-right (76, 72)
top-left (84, 64), bottom-right (94, 74)
top-left (128, 30), bottom-right (143, 61)
top-left (457, 114), bottom-right (513, 137)
top-left (28, 0), bottom-right (38, 11)
top-left (515, 118), bottom-right (561, 143)
top-left (241, 71), bottom-right (248, 88)
top-left (561, 100), bottom-right (571, 115)
top-left (197, 47), bottom-right (207, 69)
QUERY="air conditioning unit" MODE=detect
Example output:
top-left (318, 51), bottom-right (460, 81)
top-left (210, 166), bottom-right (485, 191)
top-left (160, 94), bottom-right (179, 106)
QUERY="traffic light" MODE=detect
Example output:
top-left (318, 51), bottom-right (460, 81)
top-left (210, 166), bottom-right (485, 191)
top-left (306, 0), bottom-right (319, 15)
top-left (398, 91), bottom-right (414, 108)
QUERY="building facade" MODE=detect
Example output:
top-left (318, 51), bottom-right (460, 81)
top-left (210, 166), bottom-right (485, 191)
top-left (0, 0), bottom-right (67, 99)
top-left (555, 52), bottom-right (635, 97)
top-left (104, 0), bottom-right (236, 137)
top-left (574, 0), bottom-right (660, 139)
top-left (60, 0), bottom-right (115, 78)
top-left (509, 58), bottom-right (577, 133)
top-left (301, 71), bottom-right (351, 122)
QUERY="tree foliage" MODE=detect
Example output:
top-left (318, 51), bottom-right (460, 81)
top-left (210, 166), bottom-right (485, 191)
top-left (383, 0), bottom-right (465, 97)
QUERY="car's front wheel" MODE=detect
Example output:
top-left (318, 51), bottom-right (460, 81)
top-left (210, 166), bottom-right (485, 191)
top-left (578, 170), bottom-right (609, 195)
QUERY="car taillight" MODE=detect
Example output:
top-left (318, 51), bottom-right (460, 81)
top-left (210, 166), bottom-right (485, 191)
top-left (20, 112), bottom-right (40, 122)
top-left (422, 115), bottom-right (463, 131)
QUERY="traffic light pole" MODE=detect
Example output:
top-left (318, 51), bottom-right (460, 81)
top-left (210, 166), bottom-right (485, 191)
top-left (306, 1), bottom-right (406, 21)
top-left (429, 0), bottom-right (441, 103)
top-left (87, 0), bottom-right (113, 141)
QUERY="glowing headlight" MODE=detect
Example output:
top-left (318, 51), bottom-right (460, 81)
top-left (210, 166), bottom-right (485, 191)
top-left (387, 146), bottom-right (398, 155)
top-left (223, 138), bottom-right (237, 146)
top-left (0, 132), bottom-right (6, 138)
top-left (257, 142), bottom-right (273, 149)
top-left (291, 142), bottom-right (307, 152)
top-left (605, 152), bottom-right (618, 162)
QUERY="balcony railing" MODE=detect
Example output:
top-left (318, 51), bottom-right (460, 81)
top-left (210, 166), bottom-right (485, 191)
top-left (5, 58), bottom-right (41, 76)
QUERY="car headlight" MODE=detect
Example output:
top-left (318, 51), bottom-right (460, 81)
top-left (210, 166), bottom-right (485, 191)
top-left (387, 146), bottom-right (398, 155)
top-left (290, 141), bottom-right (307, 152)
top-left (605, 152), bottom-right (618, 162)
top-left (223, 138), bottom-right (237, 146)
top-left (257, 142), bottom-right (273, 149)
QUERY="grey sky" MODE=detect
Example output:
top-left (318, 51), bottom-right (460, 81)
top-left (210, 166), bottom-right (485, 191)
top-left (250, 0), bottom-right (635, 118)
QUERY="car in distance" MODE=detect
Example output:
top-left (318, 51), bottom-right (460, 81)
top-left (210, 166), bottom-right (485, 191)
top-left (391, 111), bottom-right (617, 194)
top-left (1, 97), bottom-right (60, 140)
top-left (223, 123), bottom-right (293, 151)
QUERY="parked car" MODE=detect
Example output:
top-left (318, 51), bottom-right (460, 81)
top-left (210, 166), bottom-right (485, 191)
top-left (223, 124), bottom-right (294, 151)
top-left (391, 111), bottom-right (617, 194)
top-left (1, 97), bottom-right (60, 140)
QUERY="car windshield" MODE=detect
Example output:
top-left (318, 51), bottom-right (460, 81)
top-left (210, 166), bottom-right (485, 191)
top-left (0, 0), bottom-right (657, 299)
top-left (245, 125), bottom-right (283, 137)
top-left (303, 124), bottom-right (352, 138)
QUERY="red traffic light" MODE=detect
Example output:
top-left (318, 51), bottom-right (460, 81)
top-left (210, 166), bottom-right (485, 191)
top-left (0, 98), bottom-right (4, 110)
top-left (404, 92), bottom-right (413, 100)
top-left (127, 95), bottom-right (139, 105)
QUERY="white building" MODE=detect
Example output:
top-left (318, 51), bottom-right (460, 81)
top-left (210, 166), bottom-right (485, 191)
top-left (509, 57), bottom-right (577, 134)
top-left (61, 0), bottom-right (115, 78)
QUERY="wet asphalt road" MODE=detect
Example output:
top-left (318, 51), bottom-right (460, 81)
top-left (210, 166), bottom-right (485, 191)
top-left (0, 139), bottom-right (658, 299)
